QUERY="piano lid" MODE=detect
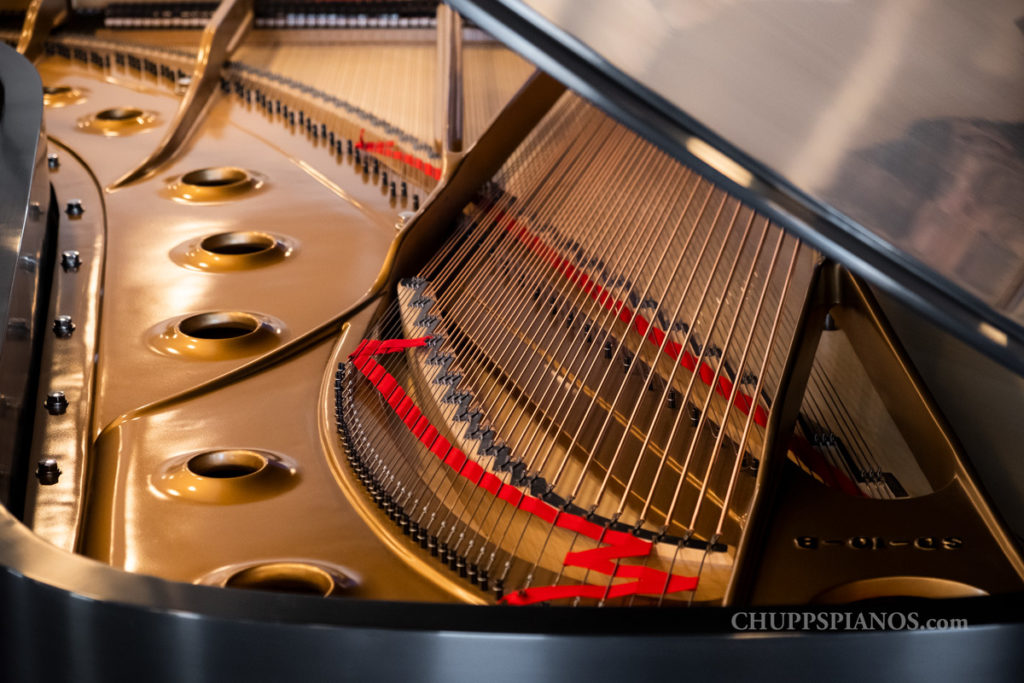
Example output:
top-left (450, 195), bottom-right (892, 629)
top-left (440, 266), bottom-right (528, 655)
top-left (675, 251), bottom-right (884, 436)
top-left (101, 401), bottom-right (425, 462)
top-left (448, 0), bottom-right (1024, 374)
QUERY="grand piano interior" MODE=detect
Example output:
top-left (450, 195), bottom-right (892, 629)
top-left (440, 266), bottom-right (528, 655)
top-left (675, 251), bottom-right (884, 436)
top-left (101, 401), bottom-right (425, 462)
top-left (1, 0), bottom-right (1023, 680)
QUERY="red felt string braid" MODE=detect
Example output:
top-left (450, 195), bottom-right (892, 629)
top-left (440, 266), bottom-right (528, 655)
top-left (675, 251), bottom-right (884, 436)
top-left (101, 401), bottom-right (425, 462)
top-left (348, 337), bottom-right (700, 605)
top-left (355, 130), bottom-right (442, 181)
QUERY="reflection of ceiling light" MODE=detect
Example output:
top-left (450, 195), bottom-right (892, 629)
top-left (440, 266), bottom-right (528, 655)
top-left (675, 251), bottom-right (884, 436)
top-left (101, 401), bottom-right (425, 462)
top-left (685, 137), bottom-right (753, 187)
top-left (979, 321), bottom-right (1008, 347)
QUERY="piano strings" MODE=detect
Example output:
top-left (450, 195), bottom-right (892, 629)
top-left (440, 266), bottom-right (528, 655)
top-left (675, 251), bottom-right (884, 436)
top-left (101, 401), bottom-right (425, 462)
top-left (339, 94), bottom-right (813, 604)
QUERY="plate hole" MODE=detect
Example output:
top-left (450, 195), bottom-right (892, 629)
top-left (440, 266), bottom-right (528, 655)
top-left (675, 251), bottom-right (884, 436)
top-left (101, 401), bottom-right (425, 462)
top-left (96, 107), bottom-right (144, 121)
top-left (44, 85), bottom-right (72, 95)
top-left (225, 563), bottom-right (336, 596)
top-left (200, 232), bottom-right (277, 256)
top-left (181, 167), bottom-right (250, 188)
top-left (177, 312), bottom-right (260, 340)
top-left (187, 450), bottom-right (268, 479)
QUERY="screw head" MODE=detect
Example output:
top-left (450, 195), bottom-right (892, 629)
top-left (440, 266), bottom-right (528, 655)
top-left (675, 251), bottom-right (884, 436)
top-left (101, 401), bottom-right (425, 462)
top-left (35, 458), bottom-right (61, 485)
top-left (61, 250), bottom-right (82, 272)
top-left (65, 199), bottom-right (84, 216)
top-left (44, 391), bottom-right (68, 415)
top-left (47, 153), bottom-right (59, 169)
top-left (53, 315), bottom-right (75, 339)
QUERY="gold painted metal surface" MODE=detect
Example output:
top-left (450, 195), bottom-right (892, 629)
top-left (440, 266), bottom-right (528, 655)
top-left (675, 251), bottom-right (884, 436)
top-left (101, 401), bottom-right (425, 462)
top-left (36, 54), bottom-right (405, 429)
top-left (15, 0), bottom-right (66, 62)
top-left (81, 321), bottom-right (470, 602)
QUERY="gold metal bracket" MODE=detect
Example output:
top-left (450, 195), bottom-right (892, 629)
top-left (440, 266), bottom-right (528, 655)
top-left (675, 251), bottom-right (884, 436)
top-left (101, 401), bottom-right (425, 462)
top-left (16, 0), bottom-right (69, 63)
top-left (108, 0), bottom-right (254, 190)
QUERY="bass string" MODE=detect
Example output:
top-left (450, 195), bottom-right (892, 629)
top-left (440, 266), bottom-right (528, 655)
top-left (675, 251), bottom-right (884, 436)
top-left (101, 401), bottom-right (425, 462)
top-left (489, 156), bottom-right (698, 583)
top-left (683, 226), bottom-right (787, 535)
top-left (374, 105), bottom-right (601, 515)
top-left (622, 230), bottom-right (798, 609)
top-left (607, 216), bottom-right (777, 533)
top-left (406, 114), bottom-right (627, 539)
top-left (437, 128), bottom-right (657, 558)
top-left (505, 182), bottom-right (729, 592)
top-left (549, 202), bottom-right (755, 600)
top-left (655, 211), bottom-right (765, 529)
top-left (512, 186), bottom-right (728, 591)
top-left (506, 159), bottom-right (698, 591)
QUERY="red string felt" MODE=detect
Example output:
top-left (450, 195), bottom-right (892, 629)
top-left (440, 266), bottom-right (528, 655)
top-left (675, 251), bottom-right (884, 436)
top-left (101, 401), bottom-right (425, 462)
top-left (356, 129), bottom-right (443, 180)
top-left (349, 338), bottom-right (700, 605)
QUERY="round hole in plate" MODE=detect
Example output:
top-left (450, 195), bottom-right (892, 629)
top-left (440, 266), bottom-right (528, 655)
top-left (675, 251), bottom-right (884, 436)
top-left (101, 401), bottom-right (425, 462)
top-left (225, 563), bottom-right (337, 596)
top-left (186, 450), bottom-right (268, 479)
top-left (95, 107), bottom-right (145, 121)
top-left (181, 167), bottom-right (251, 188)
top-left (200, 231), bottom-right (277, 256)
top-left (177, 312), bottom-right (261, 340)
top-left (43, 85), bottom-right (73, 95)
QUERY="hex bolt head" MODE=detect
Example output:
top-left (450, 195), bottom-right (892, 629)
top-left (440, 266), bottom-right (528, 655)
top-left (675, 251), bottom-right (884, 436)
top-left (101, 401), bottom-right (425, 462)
top-left (47, 153), bottom-right (60, 169)
top-left (61, 250), bottom-right (82, 272)
top-left (65, 199), bottom-right (84, 216)
top-left (44, 391), bottom-right (68, 415)
top-left (35, 458), bottom-right (61, 486)
top-left (53, 315), bottom-right (75, 339)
